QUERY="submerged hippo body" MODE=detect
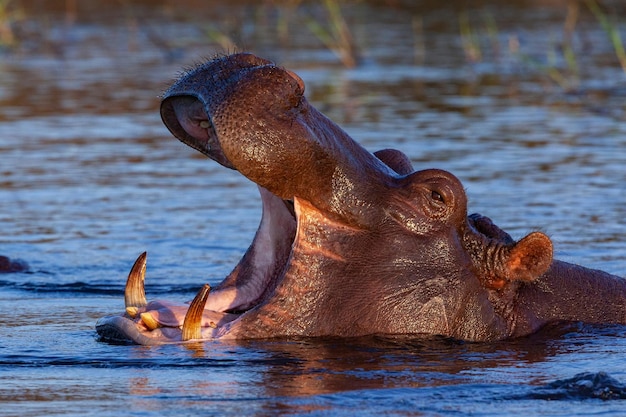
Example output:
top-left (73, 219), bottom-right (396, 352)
top-left (96, 53), bottom-right (626, 345)
top-left (0, 256), bottom-right (28, 273)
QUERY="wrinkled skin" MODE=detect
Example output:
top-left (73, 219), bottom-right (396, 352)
top-left (96, 53), bottom-right (626, 345)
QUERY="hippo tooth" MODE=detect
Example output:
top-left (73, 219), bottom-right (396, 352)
top-left (125, 306), bottom-right (139, 318)
top-left (181, 284), bottom-right (211, 341)
top-left (124, 252), bottom-right (148, 309)
top-left (199, 120), bottom-right (210, 129)
top-left (140, 312), bottom-right (159, 330)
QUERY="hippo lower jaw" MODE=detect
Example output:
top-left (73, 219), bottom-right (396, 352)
top-left (96, 183), bottom-right (300, 345)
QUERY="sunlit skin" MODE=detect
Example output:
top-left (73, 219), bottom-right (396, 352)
top-left (96, 53), bottom-right (626, 345)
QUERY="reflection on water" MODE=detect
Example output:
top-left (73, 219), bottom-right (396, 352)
top-left (1, 0), bottom-right (625, 415)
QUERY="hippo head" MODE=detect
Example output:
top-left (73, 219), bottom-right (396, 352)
top-left (96, 53), bottom-right (553, 345)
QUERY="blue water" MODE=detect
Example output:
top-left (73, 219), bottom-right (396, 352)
top-left (1, 1), bottom-right (625, 415)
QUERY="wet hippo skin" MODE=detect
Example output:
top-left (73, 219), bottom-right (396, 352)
top-left (0, 256), bottom-right (28, 273)
top-left (96, 53), bottom-right (626, 345)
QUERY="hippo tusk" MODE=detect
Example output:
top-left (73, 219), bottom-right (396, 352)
top-left (181, 284), bottom-right (212, 341)
top-left (139, 311), bottom-right (160, 330)
top-left (125, 306), bottom-right (139, 318)
top-left (124, 252), bottom-right (148, 310)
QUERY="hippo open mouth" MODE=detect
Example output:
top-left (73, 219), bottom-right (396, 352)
top-left (157, 55), bottom-right (303, 315)
top-left (97, 54), bottom-right (425, 344)
top-left (99, 53), bottom-right (626, 346)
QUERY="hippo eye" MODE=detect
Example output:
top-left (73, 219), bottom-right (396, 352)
top-left (431, 190), bottom-right (444, 203)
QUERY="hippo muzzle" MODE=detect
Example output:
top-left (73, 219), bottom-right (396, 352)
top-left (96, 53), bottom-right (580, 345)
top-left (160, 54), bottom-right (275, 170)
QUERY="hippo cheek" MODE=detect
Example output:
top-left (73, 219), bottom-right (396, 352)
top-left (216, 169), bottom-right (476, 339)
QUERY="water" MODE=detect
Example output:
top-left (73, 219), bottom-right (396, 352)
top-left (1, 1), bottom-right (625, 415)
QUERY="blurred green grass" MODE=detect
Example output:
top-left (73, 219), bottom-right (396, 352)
top-left (1, 0), bottom-right (625, 92)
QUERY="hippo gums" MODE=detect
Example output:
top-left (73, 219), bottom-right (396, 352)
top-left (96, 53), bottom-right (626, 345)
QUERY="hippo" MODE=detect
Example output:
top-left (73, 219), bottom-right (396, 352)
top-left (96, 53), bottom-right (626, 345)
top-left (0, 256), bottom-right (28, 273)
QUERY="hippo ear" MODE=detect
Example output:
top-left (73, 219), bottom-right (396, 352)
top-left (505, 232), bottom-right (553, 282)
top-left (374, 148), bottom-right (414, 175)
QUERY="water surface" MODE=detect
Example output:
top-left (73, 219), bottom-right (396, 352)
top-left (1, 1), bottom-right (625, 415)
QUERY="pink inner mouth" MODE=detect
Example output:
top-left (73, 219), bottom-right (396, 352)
top-left (98, 180), bottom-right (299, 344)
